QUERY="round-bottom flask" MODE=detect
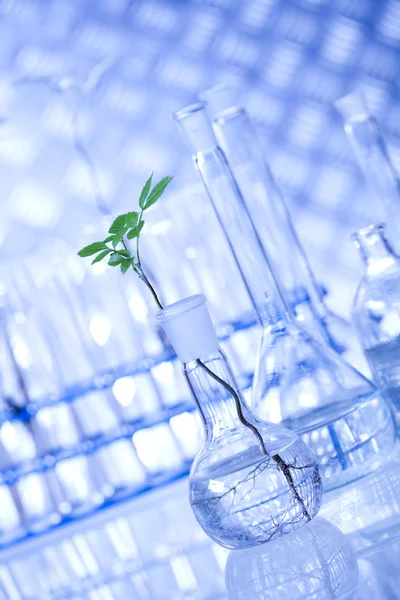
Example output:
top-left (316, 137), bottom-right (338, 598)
top-left (157, 294), bottom-right (323, 549)
top-left (189, 420), bottom-right (321, 549)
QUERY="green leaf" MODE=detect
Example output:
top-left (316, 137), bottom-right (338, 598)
top-left (108, 252), bottom-right (123, 266)
top-left (142, 176), bottom-right (173, 211)
top-left (126, 211), bottom-right (139, 227)
top-left (109, 214), bottom-right (127, 234)
top-left (104, 235), bottom-right (114, 243)
top-left (127, 220), bottom-right (144, 239)
top-left (117, 249), bottom-right (131, 258)
top-left (91, 249), bottom-right (111, 264)
top-left (77, 242), bottom-right (107, 257)
top-left (112, 235), bottom-right (123, 249)
top-left (138, 173), bottom-right (153, 209)
top-left (120, 258), bottom-right (133, 274)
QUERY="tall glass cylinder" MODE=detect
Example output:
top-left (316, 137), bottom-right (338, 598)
top-left (173, 102), bottom-right (299, 332)
top-left (200, 87), bottom-right (322, 315)
top-left (335, 90), bottom-right (400, 253)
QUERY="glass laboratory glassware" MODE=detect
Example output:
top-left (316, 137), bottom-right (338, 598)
top-left (174, 102), bottom-right (395, 491)
top-left (48, 454), bottom-right (104, 518)
top-left (320, 454), bottom-right (400, 544)
top-left (201, 84), bottom-right (362, 366)
top-left (335, 90), bottom-right (400, 253)
top-left (157, 294), bottom-right (322, 550)
top-left (352, 223), bottom-right (400, 418)
top-left (225, 517), bottom-right (358, 600)
top-left (10, 472), bottom-right (60, 533)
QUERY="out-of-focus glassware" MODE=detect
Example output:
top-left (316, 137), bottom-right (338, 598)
top-left (0, 70), bottom-right (172, 412)
top-left (335, 89), bottom-right (400, 253)
top-left (174, 102), bottom-right (395, 491)
top-left (157, 294), bottom-right (322, 549)
top-left (48, 455), bottom-right (104, 518)
top-left (93, 439), bottom-right (148, 500)
top-left (320, 452), bottom-right (400, 544)
top-left (31, 402), bottom-right (82, 457)
top-left (10, 472), bottom-right (60, 533)
top-left (225, 517), bottom-right (358, 600)
top-left (352, 223), bottom-right (400, 419)
top-left (201, 84), bottom-right (362, 367)
top-left (0, 484), bottom-right (25, 544)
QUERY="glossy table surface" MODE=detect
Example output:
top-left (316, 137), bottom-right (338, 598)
top-left (225, 451), bottom-right (400, 600)
top-left (2, 445), bottom-right (400, 599)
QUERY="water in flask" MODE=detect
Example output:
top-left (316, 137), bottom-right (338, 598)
top-left (190, 437), bottom-right (321, 550)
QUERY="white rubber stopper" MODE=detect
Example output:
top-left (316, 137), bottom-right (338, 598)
top-left (156, 294), bottom-right (219, 363)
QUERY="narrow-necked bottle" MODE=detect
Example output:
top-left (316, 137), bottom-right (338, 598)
top-left (352, 223), bottom-right (400, 418)
top-left (157, 294), bottom-right (322, 549)
top-left (173, 102), bottom-right (395, 491)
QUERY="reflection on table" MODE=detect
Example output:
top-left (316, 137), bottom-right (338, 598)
top-left (225, 449), bottom-right (400, 600)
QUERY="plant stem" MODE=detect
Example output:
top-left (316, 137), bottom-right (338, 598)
top-left (136, 266), bottom-right (163, 311)
top-left (195, 358), bottom-right (267, 456)
top-left (136, 210), bottom-right (143, 266)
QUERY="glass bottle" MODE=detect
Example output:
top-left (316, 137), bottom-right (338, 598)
top-left (335, 90), bottom-right (400, 253)
top-left (157, 294), bottom-right (322, 549)
top-left (201, 84), bottom-right (362, 368)
top-left (174, 102), bottom-right (395, 491)
top-left (225, 517), bottom-right (358, 600)
top-left (352, 223), bottom-right (400, 418)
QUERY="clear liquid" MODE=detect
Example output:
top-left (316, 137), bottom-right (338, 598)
top-left (365, 340), bottom-right (400, 413)
top-left (257, 387), bottom-right (395, 491)
top-left (297, 392), bottom-right (395, 491)
top-left (189, 438), bottom-right (322, 550)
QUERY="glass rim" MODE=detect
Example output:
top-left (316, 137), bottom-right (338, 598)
top-left (173, 102), bottom-right (207, 122)
top-left (351, 223), bottom-right (385, 242)
top-left (200, 84), bottom-right (242, 118)
top-left (156, 293), bottom-right (207, 322)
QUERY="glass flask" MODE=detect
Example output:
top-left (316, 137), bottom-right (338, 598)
top-left (352, 223), bottom-right (400, 418)
top-left (320, 452), bottom-right (400, 543)
top-left (201, 84), bottom-right (362, 367)
top-left (335, 90), bottom-right (400, 254)
top-left (225, 517), bottom-right (358, 600)
top-left (174, 102), bottom-right (395, 491)
top-left (157, 294), bottom-right (323, 550)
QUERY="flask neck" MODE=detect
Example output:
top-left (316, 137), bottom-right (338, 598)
top-left (353, 224), bottom-right (398, 275)
top-left (344, 115), bottom-right (399, 201)
top-left (336, 92), bottom-right (400, 249)
top-left (183, 350), bottom-right (253, 439)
